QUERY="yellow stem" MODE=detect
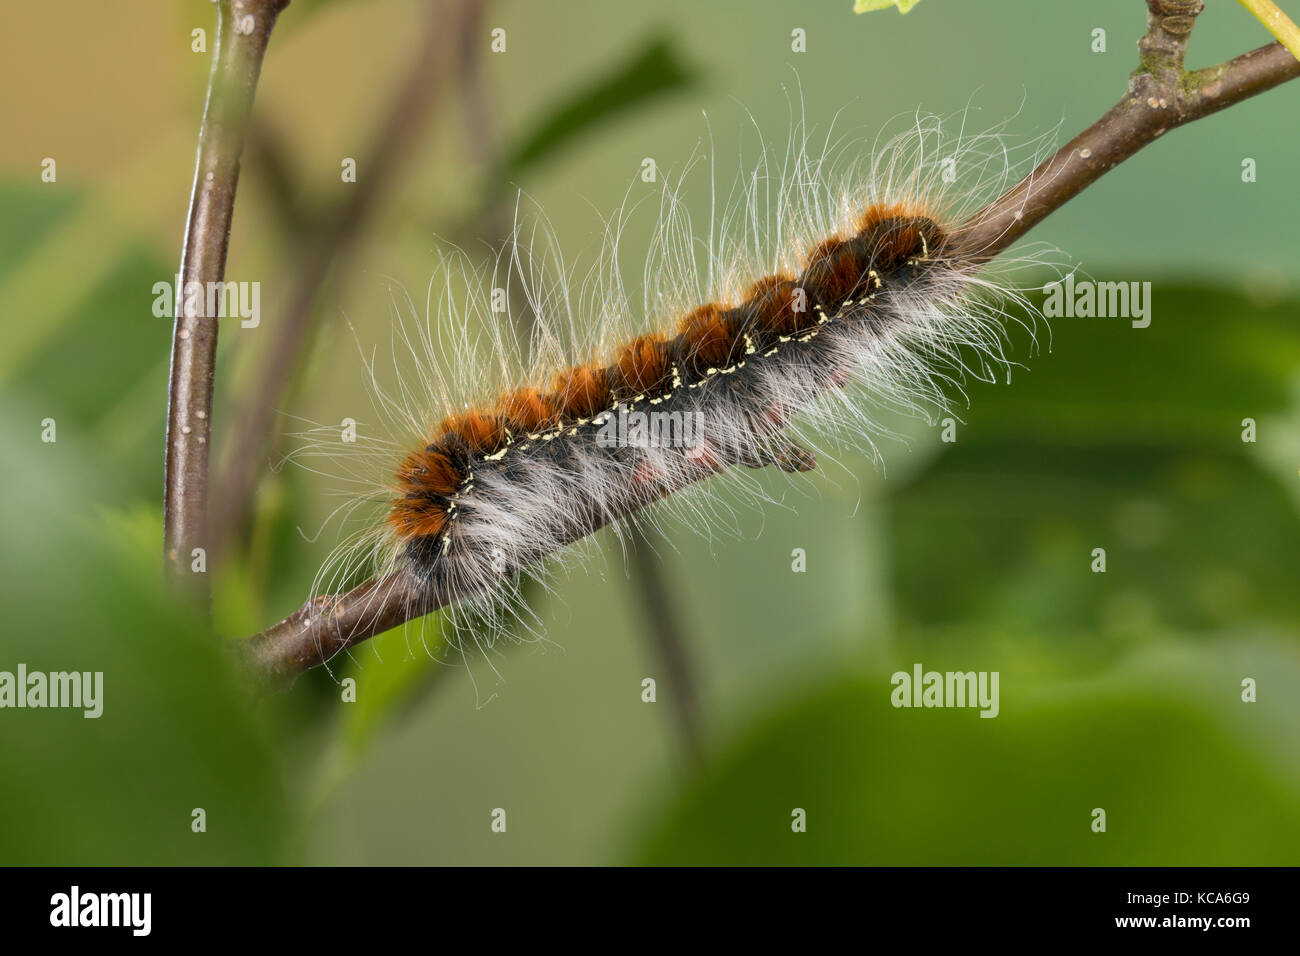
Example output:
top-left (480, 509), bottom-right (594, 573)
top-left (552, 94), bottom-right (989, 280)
top-left (1239, 0), bottom-right (1300, 62)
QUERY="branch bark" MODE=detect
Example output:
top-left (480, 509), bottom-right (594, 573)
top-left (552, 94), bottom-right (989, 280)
top-left (237, 1), bottom-right (1300, 684)
top-left (243, 572), bottom-right (426, 684)
top-left (211, 0), bottom-right (461, 562)
top-left (956, 3), bottom-right (1300, 259)
top-left (165, 0), bottom-right (290, 597)
top-left (1239, 0), bottom-right (1300, 61)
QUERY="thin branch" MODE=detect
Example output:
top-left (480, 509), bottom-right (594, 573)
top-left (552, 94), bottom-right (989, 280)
top-left (241, 468), bottom-right (701, 683)
top-left (956, 3), bottom-right (1300, 259)
top-left (1239, 0), bottom-right (1300, 61)
top-left (627, 533), bottom-right (705, 766)
top-left (237, 1), bottom-right (1300, 684)
top-left (243, 572), bottom-right (425, 684)
top-left (211, 0), bottom-right (464, 561)
top-left (165, 0), bottom-right (289, 596)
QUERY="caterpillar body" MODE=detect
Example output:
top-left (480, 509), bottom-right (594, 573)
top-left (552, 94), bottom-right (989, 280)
top-left (298, 111), bottom-right (1053, 654)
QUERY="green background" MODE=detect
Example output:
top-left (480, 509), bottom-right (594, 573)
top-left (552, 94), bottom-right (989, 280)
top-left (0, 0), bottom-right (1297, 864)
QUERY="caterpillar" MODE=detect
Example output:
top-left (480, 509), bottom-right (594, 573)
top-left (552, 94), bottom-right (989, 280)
top-left (291, 109), bottom-right (1056, 660)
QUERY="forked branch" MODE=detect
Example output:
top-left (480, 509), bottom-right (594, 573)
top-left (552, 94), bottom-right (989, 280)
top-left (165, 0), bottom-right (290, 600)
top-left (239, 0), bottom-right (1300, 684)
top-left (958, 2), bottom-right (1300, 259)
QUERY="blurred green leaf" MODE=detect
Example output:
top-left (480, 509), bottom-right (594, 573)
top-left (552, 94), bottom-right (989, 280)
top-left (0, 184), bottom-right (80, 284)
top-left (499, 35), bottom-right (698, 185)
top-left (888, 283), bottom-right (1300, 637)
top-left (0, 403), bottom-right (289, 864)
top-left (969, 284), bottom-right (1300, 446)
top-left (9, 248), bottom-right (170, 430)
top-left (4, 243), bottom-right (173, 503)
top-left (640, 637), bottom-right (1300, 864)
top-left (892, 443), bottom-right (1300, 636)
top-left (0, 181), bottom-right (152, 384)
top-left (855, 0), bottom-right (923, 13)
top-left (636, 280), bottom-right (1300, 864)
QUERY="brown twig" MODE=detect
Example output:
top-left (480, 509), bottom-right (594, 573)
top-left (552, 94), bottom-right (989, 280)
top-left (241, 468), bottom-right (700, 683)
top-left (238, 1), bottom-right (1300, 683)
top-left (211, 0), bottom-right (463, 561)
top-left (165, 0), bottom-right (289, 596)
top-left (243, 571), bottom-right (426, 683)
top-left (956, 2), bottom-right (1300, 260)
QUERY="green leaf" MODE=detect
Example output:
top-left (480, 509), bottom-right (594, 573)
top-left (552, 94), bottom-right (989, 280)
top-left (0, 403), bottom-right (290, 864)
top-left (892, 443), bottom-right (1300, 637)
top-left (340, 620), bottom-right (449, 757)
top-left (499, 36), bottom-right (698, 184)
top-left (968, 284), bottom-right (1300, 447)
top-left (0, 183), bottom-right (80, 284)
top-left (8, 249), bottom-right (171, 431)
top-left (854, 0), bottom-right (923, 13)
top-left (639, 637), bottom-right (1300, 864)
top-left (888, 283), bottom-right (1300, 638)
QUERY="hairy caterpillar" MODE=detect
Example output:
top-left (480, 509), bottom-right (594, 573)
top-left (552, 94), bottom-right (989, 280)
top-left (290, 108), bottom-right (1056, 662)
